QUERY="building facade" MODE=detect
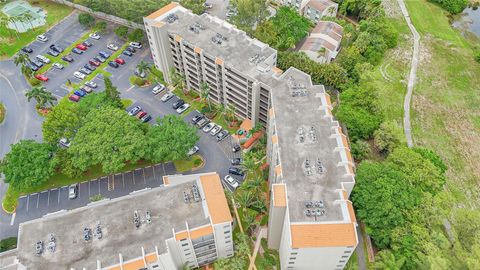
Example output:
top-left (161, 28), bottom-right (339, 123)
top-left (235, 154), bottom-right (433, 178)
top-left (281, 0), bottom-right (338, 22)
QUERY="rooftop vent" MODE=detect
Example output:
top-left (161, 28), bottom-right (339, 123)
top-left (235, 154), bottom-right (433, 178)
top-left (95, 221), bottom-right (102, 239)
top-left (192, 184), bottom-right (200, 202)
top-left (304, 159), bottom-right (312, 176)
top-left (298, 127), bottom-right (305, 143)
top-left (189, 22), bottom-right (205, 34)
top-left (212, 32), bottom-right (227, 45)
top-left (47, 233), bottom-right (56, 252)
top-left (316, 158), bottom-right (324, 174)
top-left (166, 14), bottom-right (178, 24)
top-left (304, 200), bottom-right (326, 219)
top-left (183, 191), bottom-right (190, 203)
top-left (249, 54), bottom-right (266, 64)
top-left (309, 126), bottom-right (317, 142)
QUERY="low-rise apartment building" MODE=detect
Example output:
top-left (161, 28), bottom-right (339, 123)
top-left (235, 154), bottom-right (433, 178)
top-left (299, 21), bottom-right (344, 63)
top-left (281, 0), bottom-right (338, 22)
top-left (3, 172), bottom-right (233, 270)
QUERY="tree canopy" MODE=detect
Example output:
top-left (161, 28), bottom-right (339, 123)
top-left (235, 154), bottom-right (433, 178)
top-left (78, 13), bottom-right (95, 28)
top-left (230, 0), bottom-right (269, 34)
top-left (42, 98), bottom-right (81, 144)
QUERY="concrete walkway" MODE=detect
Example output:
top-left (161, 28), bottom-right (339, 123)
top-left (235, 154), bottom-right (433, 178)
top-left (248, 227), bottom-right (267, 270)
top-left (397, 0), bottom-right (420, 148)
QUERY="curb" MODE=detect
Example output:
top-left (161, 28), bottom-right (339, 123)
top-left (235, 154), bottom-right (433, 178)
top-left (1, 201), bottom-right (15, 215)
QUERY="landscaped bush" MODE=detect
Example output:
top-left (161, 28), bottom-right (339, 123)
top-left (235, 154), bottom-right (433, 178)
top-left (134, 77), bottom-right (146, 86)
top-left (0, 237), bottom-right (17, 252)
top-left (193, 158), bottom-right (202, 167)
top-left (28, 77), bottom-right (41, 86)
top-left (428, 0), bottom-right (468, 14)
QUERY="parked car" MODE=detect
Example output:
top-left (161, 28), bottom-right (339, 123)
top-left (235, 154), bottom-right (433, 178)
top-left (81, 86), bottom-right (93, 93)
top-left (115, 58), bottom-right (125, 65)
top-left (191, 115), bottom-right (203, 124)
top-left (85, 81), bottom-right (97, 88)
top-left (122, 50), bottom-right (133, 57)
top-left (126, 46), bottom-right (136, 53)
top-left (28, 62), bottom-right (39, 71)
top-left (36, 55), bottom-right (50, 64)
top-left (31, 59), bottom-right (43, 68)
top-left (69, 94), bottom-right (81, 102)
top-left (152, 84), bottom-right (165, 94)
top-left (62, 55), bottom-right (74, 62)
top-left (141, 114), bottom-right (152, 123)
top-left (229, 167), bottom-right (244, 177)
top-left (202, 122), bottom-right (215, 133)
top-left (128, 106), bottom-right (141, 116)
top-left (49, 44), bottom-right (63, 53)
top-left (129, 42), bottom-right (142, 49)
top-left (89, 59), bottom-right (101, 66)
top-left (79, 68), bottom-right (91, 75)
top-left (89, 32), bottom-right (101, 40)
top-left (21, 46), bottom-right (33, 53)
top-left (231, 158), bottom-right (242, 165)
top-left (94, 56), bottom-right (106, 63)
top-left (107, 43), bottom-right (118, 51)
top-left (34, 74), bottom-right (48, 81)
top-left (68, 184), bottom-right (78, 199)
top-left (52, 63), bottom-right (64, 69)
top-left (172, 99), bottom-right (185, 109)
top-left (59, 138), bottom-right (71, 148)
top-left (160, 92), bottom-right (174, 102)
top-left (137, 111), bottom-right (147, 119)
top-left (37, 34), bottom-right (48, 42)
top-left (99, 51), bottom-right (110, 58)
top-left (134, 68), bottom-right (146, 78)
top-left (76, 44), bottom-right (87, 51)
top-left (84, 63), bottom-right (96, 71)
top-left (210, 125), bottom-right (222, 136)
top-left (82, 40), bottom-right (93, 47)
top-left (108, 61), bottom-right (119, 68)
top-left (72, 47), bottom-right (83, 54)
top-left (176, 103), bottom-right (190, 114)
top-left (73, 71), bottom-right (86, 80)
top-left (196, 118), bottom-right (209, 128)
top-left (187, 146), bottom-right (199, 156)
top-left (216, 130), bottom-right (229, 141)
top-left (224, 175), bottom-right (239, 190)
top-left (47, 50), bottom-right (59, 57)
top-left (232, 145), bottom-right (241, 152)
top-left (74, 89), bottom-right (86, 97)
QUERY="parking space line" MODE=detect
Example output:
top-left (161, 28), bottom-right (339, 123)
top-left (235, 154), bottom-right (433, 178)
top-left (26, 196), bottom-right (30, 212)
top-left (98, 178), bottom-right (101, 194)
top-left (153, 166), bottom-right (156, 181)
top-left (58, 190), bottom-right (60, 204)
top-left (162, 164), bottom-right (166, 175)
top-left (89, 181), bottom-right (91, 197)
top-left (47, 191), bottom-right (50, 206)
top-left (123, 174), bottom-right (125, 188)
top-left (143, 168), bottom-right (146, 184)
top-left (133, 171), bottom-right (136, 185)
top-left (36, 195), bottom-right (40, 208)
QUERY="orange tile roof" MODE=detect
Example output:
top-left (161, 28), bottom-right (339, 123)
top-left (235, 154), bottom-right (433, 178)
top-left (325, 94), bottom-right (332, 106)
top-left (272, 184), bottom-right (286, 207)
top-left (215, 57), bottom-right (224, 65)
top-left (163, 176), bottom-right (170, 186)
top-left (106, 266), bottom-right (121, 270)
top-left (290, 223), bottom-right (357, 248)
top-left (271, 135), bottom-right (278, 144)
top-left (326, 107), bottom-right (332, 116)
top-left (145, 252), bottom-right (158, 264)
top-left (346, 201), bottom-right (357, 223)
top-left (194, 47), bottom-right (202, 54)
top-left (272, 66), bottom-right (283, 75)
top-left (190, 225), bottom-right (214, 239)
top-left (341, 135), bottom-right (349, 149)
top-left (269, 107), bottom-right (275, 118)
top-left (153, 21), bottom-right (165, 27)
top-left (123, 258), bottom-right (146, 270)
top-left (275, 165), bottom-right (282, 176)
top-left (146, 2), bottom-right (179, 20)
top-left (174, 35), bottom-right (182, 42)
top-left (345, 149), bottom-right (353, 163)
top-left (175, 230), bottom-right (189, 241)
top-left (346, 164), bottom-right (354, 175)
top-left (342, 190), bottom-right (348, 199)
top-left (200, 174), bottom-right (233, 224)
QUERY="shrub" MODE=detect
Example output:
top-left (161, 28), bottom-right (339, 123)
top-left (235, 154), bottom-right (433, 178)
top-left (428, 0), bottom-right (468, 14)
top-left (373, 121), bottom-right (404, 154)
top-left (193, 157), bottom-right (202, 166)
top-left (29, 77), bottom-right (41, 86)
top-left (0, 237), bottom-right (17, 252)
top-left (475, 51), bottom-right (480, 63)
top-left (134, 77), bottom-right (146, 86)
top-left (351, 140), bottom-right (371, 161)
top-left (78, 13), bottom-right (95, 28)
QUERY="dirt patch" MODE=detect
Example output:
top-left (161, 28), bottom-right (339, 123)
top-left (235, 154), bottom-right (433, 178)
top-left (382, 0), bottom-right (403, 19)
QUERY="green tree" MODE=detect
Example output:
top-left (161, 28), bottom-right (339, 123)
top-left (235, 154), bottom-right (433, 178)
top-left (241, 152), bottom-right (259, 177)
top-left (136, 60), bottom-right (151, 77)
top-left (231, 0), bottom-right (269, 33)
top-left (428, 0), bottom-right (468, 14)
top-left (14, 53), bottom-right (30, 71)
top-left (42, 99), bottom-right (81, 144)
top-left (78, 13), bottom-right (95, 28)
top-left (22, 13), bottom-right (34, 30)
top-left (104, 77), bottom-right (122, 108)
top-left (114, 25), bottom-right (129, 39)
top-left (180, 0), bottom-right (206, 14)
top-left (93, 21), bottom-right (107, 33)
top-left (145, 115), bottom-right (199, 162)
top-left (373, 121), bottom-right (404, 154)
top-left (373, 250), bottom-right (406, 270)
top-left (128, 28), bottom-right (144, 41)
top-left (170, 68), bottom-right (186, 92)
top-left (25, 86), bottom-right (57, 108)
top-left (453, 209), bottom-right (480, 251)
top-left (0, 140), bottom-right (55, 190)
top-left (68, 106), bottom-right (148, 174)
top-left (199, 81), bottom-right (210, 109)
top-left (351, 139), bottom-right (370, 161)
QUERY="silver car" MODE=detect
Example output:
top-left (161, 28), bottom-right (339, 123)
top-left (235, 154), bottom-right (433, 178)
top-left (224, 175), bottom-right (239, 190)
top-left (202, 122), bottom-right (215, 133)
top-left (68, 184), bottom-right (78, 199)
top-left (210, 125), bottom-right (222, 136)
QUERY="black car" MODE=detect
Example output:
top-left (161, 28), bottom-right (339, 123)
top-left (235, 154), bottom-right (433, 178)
top-left (72, 47), bottom-right (83, 54)
top-left (31, 59), bottom-right (43, 68)
top-left (232, 145), bottom-right (241, 153)
top-left (231, 158), bottom-right (242, 166)
top-left (62, 55), bottom-right (74, 62)
top-left (216, 130), bottom-right (229, 141)
top-left (126, 46), bottom-right (136, 53)
top-left (21, 46), bottom-right (33, 53)
top-left (122, 50), bottom-right (133, 57)
top-left (28, 62), bottom-right (39, 71)
top-left (47, 50), bottom-right (59, 57)
top-left (82, 40), bottom-right (93, 47)
top-left (108, 61), bottom-right (119, 68)
top-left (79, 68), bottom-right (92, 75)
top-left (142, 115), bottom-right (152, 123)
top-left (172, 99), bottom-right (185, 110)
top-left (228, 167), bottom-right (245, 177)
top-left (191, 115), bottom-right (203, 124)
top-left (84, 64), bottom-right (96, 71)
top-left (49, 44), bottom-right (64, 53)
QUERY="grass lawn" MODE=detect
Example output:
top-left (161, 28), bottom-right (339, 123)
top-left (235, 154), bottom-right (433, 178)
top-left (2, 160), bottom-right (156, 212)
top-left (0, 0), bottom-right (73, 59)
top-left (173, 154), bottom-right (203, 172)
top-left (0, 103), bottom-right (5, 124)
top-left (121, 98), bottom-right (133, 109)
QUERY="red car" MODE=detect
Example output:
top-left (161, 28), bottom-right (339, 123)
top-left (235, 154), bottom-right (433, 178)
top-left (115, 58), bottom-right (125, 65)
top-left (75, 44), bottom-right (87, 51)
top-left (35, 74), bottom-right (48, 81)
top-left (89, 59), bottom-right (101, 67)
top-left (137, 111), bottom-right (147, 119)
top-left (69, 94), bottom-right (80, 102)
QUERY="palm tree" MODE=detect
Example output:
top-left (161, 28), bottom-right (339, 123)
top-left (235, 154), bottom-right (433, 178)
top-left (25, 86), bottom-right (57, 108)
top-left (199, 81), bottom-right (210, 110)
top-left (244, 176), bottom-right (263, 195)
top-left (236, 190), bottom-right (254, 209)
top-left (0, 17), bottom-right (12, 38)
top-left (14, 53), bottom-right (30, 67)
top-left (226, 103), bottom-right (236, 123)
top-left (22, 13), bottom-right (35, 31)
top-left (136, 60), bottom-right (151, 77)
top-left (241, 153), bottom-right (259, 177)
top-left (8, 17), bottom-right (20, 39)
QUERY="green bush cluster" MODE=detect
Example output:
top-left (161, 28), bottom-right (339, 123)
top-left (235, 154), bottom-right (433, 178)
top-left (428, 0), bottom-right (468, 14)
top-left (0, 237), bottom-right (17, 252)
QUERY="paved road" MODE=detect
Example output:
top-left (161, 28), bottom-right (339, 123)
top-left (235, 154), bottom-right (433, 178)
top-left (206, 0), bottom-right (230, 20)
top-left (398, 0), bottom-right (420, 148)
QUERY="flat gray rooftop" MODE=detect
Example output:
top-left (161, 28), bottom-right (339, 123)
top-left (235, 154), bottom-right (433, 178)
top-left (16, 179), bottom-right (208, 270)
top-left (158, 10), bottom-right (277, 78)
top-left (265, 68), bottom-right (353, 223)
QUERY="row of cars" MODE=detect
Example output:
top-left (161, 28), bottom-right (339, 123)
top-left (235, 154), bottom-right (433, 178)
top-left (127, 105), bottom-right (153, 123)
top-left (68, 81), bottom-right (98, 102)
top-left (191, 115), bottom-right (229, 141)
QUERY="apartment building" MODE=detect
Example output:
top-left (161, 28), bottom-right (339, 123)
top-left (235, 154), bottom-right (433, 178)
top-left (5, 172), bottom-right (233, 270)
top-left (281, 0), bottom-right (338, 22)
top-left (299, 21), bottom-right (344, 63)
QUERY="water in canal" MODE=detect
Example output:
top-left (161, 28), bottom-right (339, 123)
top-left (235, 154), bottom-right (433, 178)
top-left (452, 6), bottom-right (480, 38)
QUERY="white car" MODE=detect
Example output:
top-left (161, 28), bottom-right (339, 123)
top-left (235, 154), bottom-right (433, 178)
top-left (59, 138), bottom-right (71, 147)
top-left (129, 42), bottom-right (142, 49)
top-left (52, 63), bottom-right (64, 69)
top-left (160, 92), bottom-right (174, 102)
top-left (152, 84), bottom-right (165, 94)
top-left (210, 125), bottom-right (222, 136)
top-left (224, 175), bottom-right (239, 190)
top-left (85, 81), bottom-right (97, 88)
top-left (202, 122), bottom-right (215, 133)
top-left (176, 103), bottom-right (190, 114)
top-left (36, 55), bottom-right (50, 64)
top-left (37, 34), bottom-right (48, 42)
top-left (107, 43), bottom-right (118, 51)
top-left (68, 184), bottom-right (78, 199)
top-left (73, 71), bottom-right (86, 80)
top-left (187, 145), bottom-right (199, 156)
top-left (89, 32), bottom-right (101, 40)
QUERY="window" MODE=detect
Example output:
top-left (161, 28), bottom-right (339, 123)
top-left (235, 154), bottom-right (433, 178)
top-left (344, 250), bottom-right (352, 254)
top-left (339, 260), bottom-right (346, 263)
top-left (225, 240), bottom-right (231, 244)
top-left (289, 257), bottom-right (296, 260)
top-left (185, 252), bottom-right (191, 256)
top-left (181, 243), bottom-right (189, 247)
top-left (288, 262), bottom-right (295, 264)
top-left (342, 255), bottom-right (349, 258)
top-left (224, 230), bottom-right (230, 234)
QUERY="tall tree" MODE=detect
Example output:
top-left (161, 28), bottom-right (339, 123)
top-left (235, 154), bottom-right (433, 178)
top-left (114, 25), bottom-right (129, 39)
top-left (0, 140), bottom-right (55, 190)
top-left (373, 250), bottom-right (406, 270)
top-left (127, 28), bottom-right (144, 41)
top-left (14, 53), bottom-right (30, 68)
top-left (199, 81), bottom-right (210, 109)
top-left (231, 0), bottom-right (269, 33)
top-left (22, 13), bottom-right (34, 30)
top-left (78, 13), bottom-right (95, 28)
top-left (104, 77), bottom-right (122, 108)
top-left (42, 99), bottom-right (81, 144)
top-left (25, 86), bottom-right (57, 108)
